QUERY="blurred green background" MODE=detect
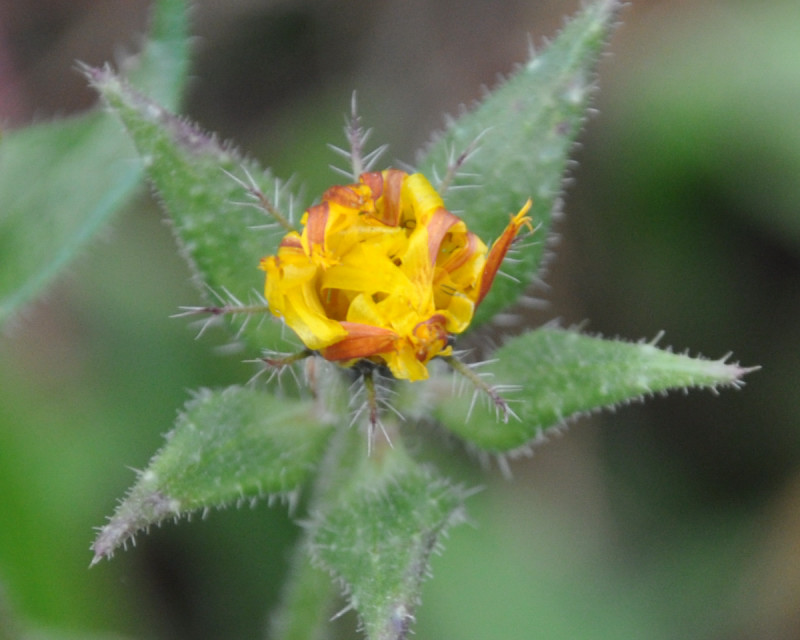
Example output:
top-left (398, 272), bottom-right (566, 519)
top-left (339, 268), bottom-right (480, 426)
top-left (1, 0), bottom-right (798, 638)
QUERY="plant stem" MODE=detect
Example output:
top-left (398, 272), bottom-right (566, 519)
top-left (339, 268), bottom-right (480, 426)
top-left (268, 405), bottom-right (367, 639)
top-left (268, 541), bottom-right (336, 640)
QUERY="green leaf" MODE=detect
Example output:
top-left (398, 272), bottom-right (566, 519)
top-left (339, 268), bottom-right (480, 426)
top-left (310, 445), bottom-right (465, 640)
top-left (0, 0), bottom-right (190, 325)
top-left (417, 0), bottom-right (621, 328)
top-left (86, 66), bottom-right (301, 353)
top-left (91, 386), bottom-right (333, 565)
top-left (435, 328), bottom-right (757, 453)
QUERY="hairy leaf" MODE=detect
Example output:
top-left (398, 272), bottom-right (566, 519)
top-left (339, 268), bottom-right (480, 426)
top-left (435, 328), bottom-right (757, 452)
top-left (86, 66), bottom-right (302, 353)
top-left (91, 386), bottom-right (333, 564)
top-left (0, 0), bottom-right (189, 325)
top-left (417, 0), bottom-right (622, 327)
top-left (311, 446), bottom-right (464, 640)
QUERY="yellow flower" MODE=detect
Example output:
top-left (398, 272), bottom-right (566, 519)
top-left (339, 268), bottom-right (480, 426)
top-left (259, 169), bottom-right (531, 381)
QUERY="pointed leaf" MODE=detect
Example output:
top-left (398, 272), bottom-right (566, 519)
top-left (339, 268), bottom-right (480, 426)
top-left (86, 66), bottom-right (301, 352)
top-left (435, 328), bottom-right (757, 453)
top-left (0, 0), bottom-right (190, 325)
top-left (311, 447), bottom-right (464, 640)
top-left (92, 386), bottom-right (333, 564)
top-left (417, 0), bottom-right (622, 327)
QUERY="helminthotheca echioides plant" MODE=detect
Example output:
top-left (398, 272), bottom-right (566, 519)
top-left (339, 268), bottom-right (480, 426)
top-left (83, 1), bottom-right (758, 639)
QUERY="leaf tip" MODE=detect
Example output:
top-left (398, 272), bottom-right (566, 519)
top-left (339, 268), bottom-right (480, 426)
top-left (78, 62), bottom-right (118, 93)
top-left (88, 547), bottom-right (108, 568)
top-left (713, 355), bottom-right (761, 388)
top-left (89, 521), bottom-right (126, 568)
top-left (90, 488), bottom-right (181, 565)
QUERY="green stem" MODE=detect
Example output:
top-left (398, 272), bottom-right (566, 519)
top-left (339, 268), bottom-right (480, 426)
top-left (268, 408), bottom-right (367, 639)
top-left (268, 542), bottom-right (336, 640)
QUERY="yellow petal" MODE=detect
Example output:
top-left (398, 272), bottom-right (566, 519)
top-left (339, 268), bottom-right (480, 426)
top-left (281, 284), bottom-right (348, 349)
top-left (384, 343), bottom-right (430, 381)
top-left (321, 243), bottom-right (409, 296)
top-left (345, 292), bottom-right (386, 327)
top-left (403, 173), bottom-right (446, 224)
top-left (437, 294), bottom-right (475, 334)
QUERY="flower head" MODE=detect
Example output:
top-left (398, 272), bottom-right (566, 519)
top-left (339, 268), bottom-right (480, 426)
top-left (260, 169), bottom-right (531, 381)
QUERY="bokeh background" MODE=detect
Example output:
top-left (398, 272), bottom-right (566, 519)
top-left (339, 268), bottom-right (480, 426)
top-left (1, 0), bottom-right (799, 638)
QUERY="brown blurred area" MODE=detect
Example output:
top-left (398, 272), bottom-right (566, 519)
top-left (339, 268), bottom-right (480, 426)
top-left (0, 0), bottom-right (557, 133)
top-left (0, 0), bottom-right (151, 124)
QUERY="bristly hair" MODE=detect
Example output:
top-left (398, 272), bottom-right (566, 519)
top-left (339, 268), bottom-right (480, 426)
top-left (328, 92), bottom-right (388, 181)
top-left (222, 166), bottom-right (298, 233)
top-left (172, 284), bottom-right (271, 340)
top-left (434, 128), bottom-right (490, 196)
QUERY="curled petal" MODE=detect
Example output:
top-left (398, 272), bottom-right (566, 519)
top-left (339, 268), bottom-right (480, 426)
top-left (359, 171), bottom-right (384, 200)
top-left (385, 344), bottom-right (430, 381)
top-left (321, 322), bottom-right (396, 361)
top-left (412, 314), bottom-right (449, 362)
top-left (280, 294), bottom-right (348, 349)
top-left (436, 230), bottom-right (482, 276)
top-left (426, 208), bottom-right (460, 266)
top-left (362, 169), bottom-right (406, 226)
top-left (279, 234), bottom-right (303, 250)
top-left (302, 202), bottom-right (330, 257)
top-left (403, 173), bottom-right (446, 225)
top-left (321, 184), bottom-right (367, 210)
top-left (477, 199), bottom-right (533, 306)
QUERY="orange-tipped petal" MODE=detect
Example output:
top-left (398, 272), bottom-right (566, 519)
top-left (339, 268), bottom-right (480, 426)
top-left (477, 199), bottom-right (533, 306)
top-left (437, 230), bottom-right (480, 275)
top-left (359, 171), bottom-right (384, 201)
top-left (321, 322), bottom-right (397, 361)
top-left (372, 169), bottom-right (406, 226)
top-left (279, 234), bottom-right (303, 250)
top-left (303, 202), bottom-right (329, 255)
top-left (321, 184), bottom-right (364, 210)
top-left (426, 207), bottom-right (460, 265)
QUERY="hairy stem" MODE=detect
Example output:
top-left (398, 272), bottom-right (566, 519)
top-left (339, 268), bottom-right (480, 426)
top-left (269, 414), bottom-right (366, 639)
